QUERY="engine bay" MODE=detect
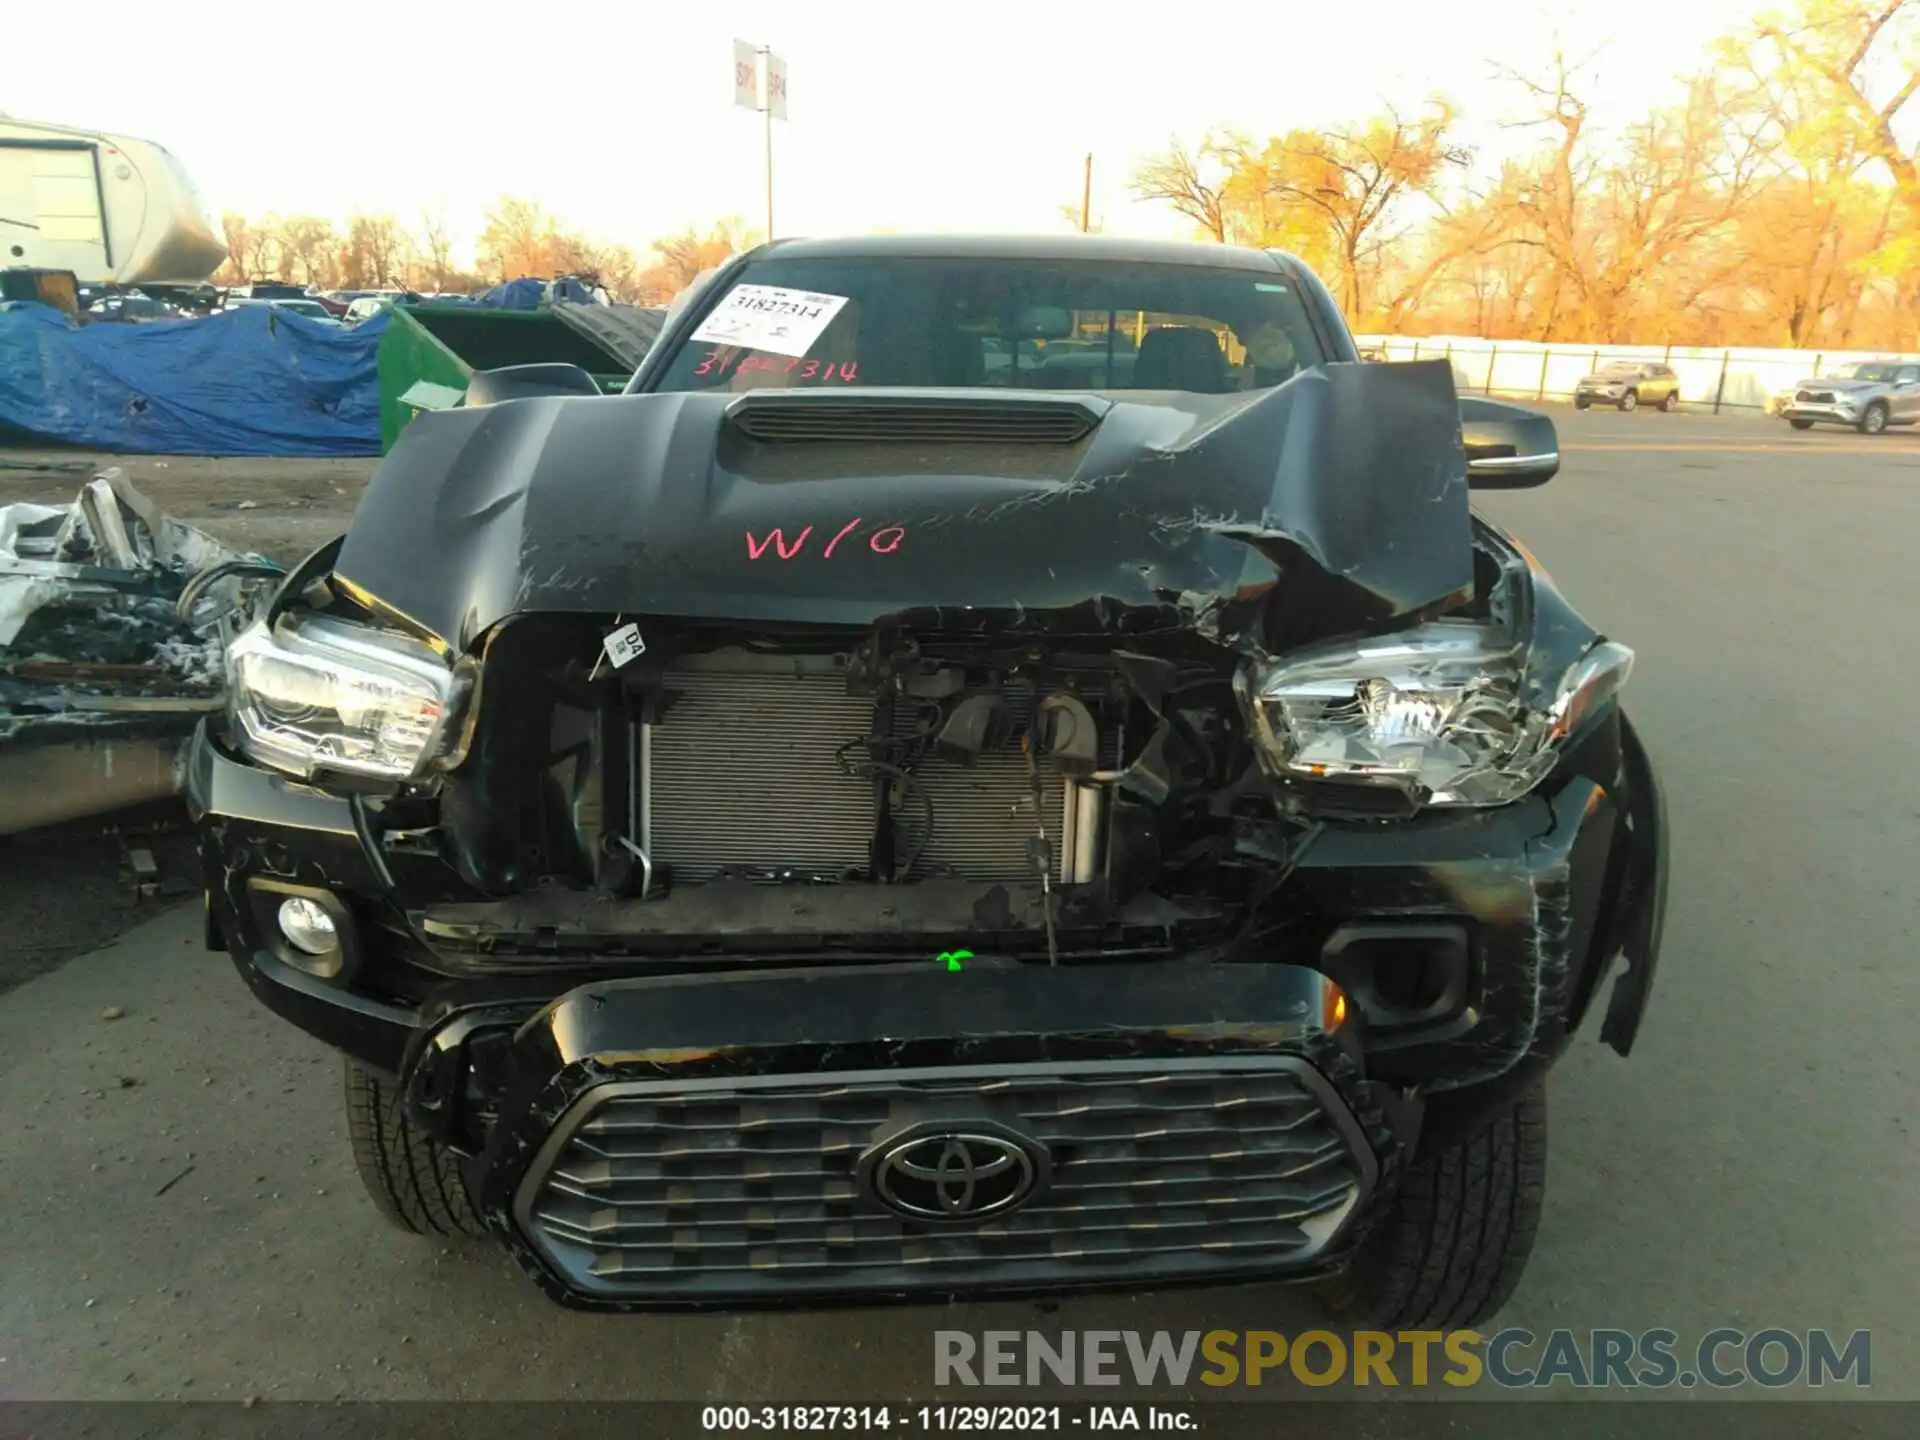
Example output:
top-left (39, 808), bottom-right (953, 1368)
top-left (419, 613), bottom-right (1289, 959)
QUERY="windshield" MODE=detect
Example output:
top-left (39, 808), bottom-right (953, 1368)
top-left (1832, 363), bottom-right (1899, 382)
top-left (1600, 362), bottom-right (1641, 376)
top-left (648, 255), bottom-right (1327, 396)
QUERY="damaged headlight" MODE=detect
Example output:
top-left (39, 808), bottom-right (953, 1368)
top-left (1238, 621), bottom-right (1632, 808)
top-left (228, 615), bottom-right (466, 783)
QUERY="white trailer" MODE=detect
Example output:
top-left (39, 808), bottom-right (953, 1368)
top-left (0, 116), bottom-right (226, 286)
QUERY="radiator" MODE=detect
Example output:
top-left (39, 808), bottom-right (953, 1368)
top-left (642, 653), bottom-right (1079, 885)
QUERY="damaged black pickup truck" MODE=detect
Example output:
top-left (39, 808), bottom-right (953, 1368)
top-left (190, 235), bottom-right (1666, 1328)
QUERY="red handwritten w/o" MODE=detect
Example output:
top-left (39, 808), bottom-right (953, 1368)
top-left (745, 526), bottom-right (811, 560)
top-left (745, 519), bottom-right (907, 561)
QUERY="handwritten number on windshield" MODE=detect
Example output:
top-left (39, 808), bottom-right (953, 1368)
top-left (693, 348), bottom-right (857, 383)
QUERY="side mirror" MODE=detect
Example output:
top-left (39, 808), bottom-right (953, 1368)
top-left (1459, 396), bottom-right (1559, 489)
top-left (465, 362), bottom-right (604, 407)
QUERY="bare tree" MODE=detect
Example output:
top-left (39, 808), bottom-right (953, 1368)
top-left (272, 217), bottom-right (338, 286)
top-left (637, 219), bottom-right (759, 301)
top-left (1130, 138), bottom-right (1233, 242)
top-left (1756, 0), bottom-right (1920, 205)
top-left (416, 205), bottom-right (456, 290)
top-left (476, 196), bottom-right (557, 281)
top-left (1491, 54), bottom-right (1775, 340)
top-left (1373, 198), bottom-right (1520, 333)
top-left (1750, 0), bottom-right (1920, 338)
top-left (1225, 103), bottom-right (1471, 317)
top-left (239, 216), bottom-right (279, 283)
top-left (217, 213), bottom-right (253, 284)
top-left (341, 215), bottom-right (409, 289)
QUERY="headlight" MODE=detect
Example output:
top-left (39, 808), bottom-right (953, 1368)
top-left (1238, 621), bottom-right (1633, 808)
top-left (228, 615), bottom-right (466, 782)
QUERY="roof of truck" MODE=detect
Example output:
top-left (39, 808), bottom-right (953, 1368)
top-left (757, 233), bottom-right (1292, 272)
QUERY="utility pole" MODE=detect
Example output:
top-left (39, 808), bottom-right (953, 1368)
top-left (1081, 153), bottom-right (1093, 233)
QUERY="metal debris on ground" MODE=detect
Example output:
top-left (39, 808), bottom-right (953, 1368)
top-left (0, 457), bottom-right (96, 477)
top-left (125, 844), bottom-right (160, 900)
top-left (0, 468), bottom-right (284, 835)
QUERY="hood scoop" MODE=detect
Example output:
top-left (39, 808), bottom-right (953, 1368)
top-left (726, 390), bottom-right (1107, 446)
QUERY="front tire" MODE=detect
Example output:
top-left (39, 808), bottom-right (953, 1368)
top-left (1618, 389), bottom-right (1638, 412)
top-left (1859, 402), bottom-right (1889, 435)
top-left (1318, 1085), bottom-right (1547, 1329)
top-left (1573, 397), bottom-right (1591, 410)
top-left (345, 1059), bottom-right (486, 1238)
top-left (1659, 391), bottom-right (1678, 412)
top-left (1788, 418), bottom-right (1816, 430)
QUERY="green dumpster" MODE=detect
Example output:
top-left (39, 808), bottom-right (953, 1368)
top-left (376, 301), bottom-right (666, 452)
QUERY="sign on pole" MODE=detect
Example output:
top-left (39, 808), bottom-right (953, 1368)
top-left (765, 51), bottom-right (789, 120)
top-left (734, 40), bottom-right (787, 240)
top-left (733, 39), bottom-right (760, 110)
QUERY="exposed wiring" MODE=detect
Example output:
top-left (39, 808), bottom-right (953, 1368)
top-left (834, 735), bottom-right (936, 879)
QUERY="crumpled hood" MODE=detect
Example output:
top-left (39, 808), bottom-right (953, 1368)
top-left (1799, 377), bottom-right (1877, 393)
top-left (335, 359), bottom-right (1474, 651)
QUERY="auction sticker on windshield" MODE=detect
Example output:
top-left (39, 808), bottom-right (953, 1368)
top-left (691, 284), bottom-right (850, 358)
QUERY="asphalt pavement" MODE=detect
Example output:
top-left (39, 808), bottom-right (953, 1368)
top-left (1, 404), bottom-right (1915, 1425)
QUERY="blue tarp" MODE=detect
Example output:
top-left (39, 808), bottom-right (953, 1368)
top-left (474, 276), bottom-right (597, 309)
top-left (0, 305), bottom-right (388, 457)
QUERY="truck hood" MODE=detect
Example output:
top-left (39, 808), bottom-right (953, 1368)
top-left (335, 359), bottom-right (1474, 651)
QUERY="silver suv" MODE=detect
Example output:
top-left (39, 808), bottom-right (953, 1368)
top-left (1779, 360), bottom-right (1920, 435)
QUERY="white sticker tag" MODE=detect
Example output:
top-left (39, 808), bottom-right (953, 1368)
top-left (690, 283), bottom-right (851, 358)
top-left (602, 623), bottom-right (646, 669)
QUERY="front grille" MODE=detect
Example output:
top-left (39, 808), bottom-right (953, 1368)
top-left (514, 1058), bottom-right (1368, 1301)
top-left (728, 394), bottom-right (1101, 445)
top-left (1799, 389), bottom-right (1834, 403)
top-left (643, 655), bottom-right (1071, 885)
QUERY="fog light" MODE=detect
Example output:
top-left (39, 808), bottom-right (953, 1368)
top-left (1320, 922), bottom-right (1471, 1031)
top-left (277, 896), bottom-right (339, 955)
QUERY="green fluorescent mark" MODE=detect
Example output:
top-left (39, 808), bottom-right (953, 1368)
top-left (939, 949), bottom-right (974, 972)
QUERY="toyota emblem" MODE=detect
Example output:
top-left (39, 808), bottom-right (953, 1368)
top-left (858, 1123), bottom-right (1050, 1222)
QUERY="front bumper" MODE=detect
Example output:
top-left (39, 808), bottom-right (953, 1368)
top-left (1780, 403), bottom-right (1860, 425)
top-left (188, 711), bottom-right (1668, 1309)
top-left (484, 966), bottom-right (1380, 1309)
